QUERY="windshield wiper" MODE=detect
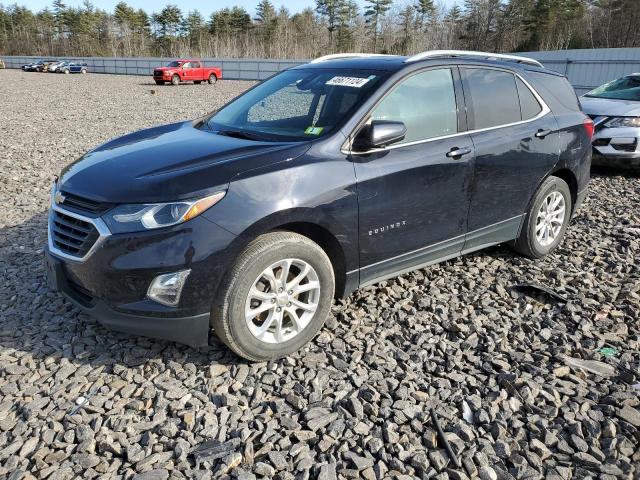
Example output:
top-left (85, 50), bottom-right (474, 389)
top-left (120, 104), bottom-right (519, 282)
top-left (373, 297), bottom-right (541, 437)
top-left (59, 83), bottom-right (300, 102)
top-left (215, 129), bottom-right (264, 141)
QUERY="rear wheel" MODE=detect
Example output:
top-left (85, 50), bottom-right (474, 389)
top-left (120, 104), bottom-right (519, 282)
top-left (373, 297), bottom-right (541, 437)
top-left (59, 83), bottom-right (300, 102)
top-left (63, 69), bottom-right (69, 74)
top-left (81, 68), bottom-right (87, 74)
top-left (208, 74), bottom-right (217, 84)
top-left (213, 232), bottom-right (335, 361)
top-left (171, 74), bottom-right (180, 86)
top-left (155, 80), bottom-right (165, 85)
top-left (512, 176), bottom-right (572, 258)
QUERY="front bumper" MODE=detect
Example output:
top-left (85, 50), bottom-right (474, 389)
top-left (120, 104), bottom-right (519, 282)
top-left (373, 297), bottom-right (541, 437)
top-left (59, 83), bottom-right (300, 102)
top-left (591, 125), bottom-right (640, 168)
top-left (46, 248), bottom-right (210, 347)
top-left (46, 207), bottom-right (238, 347)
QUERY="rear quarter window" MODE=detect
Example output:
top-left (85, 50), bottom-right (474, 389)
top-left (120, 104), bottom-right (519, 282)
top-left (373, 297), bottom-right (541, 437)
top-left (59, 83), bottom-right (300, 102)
top-left (525, 71), bottom-right (580, 113)
top-left (516, 77), bottom-right (542, 120)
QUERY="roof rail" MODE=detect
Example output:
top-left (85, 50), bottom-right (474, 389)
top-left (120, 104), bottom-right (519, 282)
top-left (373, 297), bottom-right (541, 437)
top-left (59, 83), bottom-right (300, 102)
top-left (404, 50), bottom-right (544, 68)
top-left (310, 53), bottom-right (395, 63)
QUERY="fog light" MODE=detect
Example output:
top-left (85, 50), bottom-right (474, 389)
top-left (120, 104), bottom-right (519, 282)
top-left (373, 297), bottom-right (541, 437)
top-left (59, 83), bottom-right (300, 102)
top-left (147, 270), bottom-right (190, 307)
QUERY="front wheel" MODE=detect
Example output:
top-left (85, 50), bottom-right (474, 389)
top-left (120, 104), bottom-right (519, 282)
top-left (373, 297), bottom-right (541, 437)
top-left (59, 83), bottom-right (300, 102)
top-left (81, 69), bottom-right (87, 74)
top-left (63, 69), bottom-right (70, 74)
top-left (213, 232), bottom-right (335, 361)
top-left (512, 176), bottom-right (572, 258)
top-left (171, 74), bottom-right (180, 86)
top-left (208, 74), bottom-right (217, 84)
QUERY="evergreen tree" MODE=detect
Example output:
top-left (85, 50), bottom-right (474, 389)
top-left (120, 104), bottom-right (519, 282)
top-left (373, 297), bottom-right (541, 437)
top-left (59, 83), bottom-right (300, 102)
top-left (364, 0), bottom-right (393, 50)
top-left (415, 0), bottom-right (435, 28)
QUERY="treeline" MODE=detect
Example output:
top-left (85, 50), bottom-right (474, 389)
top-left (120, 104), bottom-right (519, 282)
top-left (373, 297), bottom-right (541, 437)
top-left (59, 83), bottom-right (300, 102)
top-left (0, 0), bottom-right (638, 59)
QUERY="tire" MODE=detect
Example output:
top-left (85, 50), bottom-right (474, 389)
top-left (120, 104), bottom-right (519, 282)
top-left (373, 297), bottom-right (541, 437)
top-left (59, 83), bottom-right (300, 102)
top-left (155, 80), bottom-right (165, 85)
top-left (81, 69), bottom-right (87, 74)
top-left (63, 69), bottom-right (69, 74)
top-left (171, 74), bottom-right (180, 86)
top-left (208, 74), bottom-right (217, 84)
top-left (512, 176), bottom-right (572, 259)
top-left (213, 232), bottom-right (335, 361)
top-left (194, 80), bottom-right (201, 84)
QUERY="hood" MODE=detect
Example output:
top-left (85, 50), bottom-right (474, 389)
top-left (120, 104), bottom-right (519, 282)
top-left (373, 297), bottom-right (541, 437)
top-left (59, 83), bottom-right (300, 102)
top-left (59, 121), bottom-right (309, 203)
top-left (580, 96), bottom-right (640, 117)
top-left (154, 66), bottom-right (179, 72)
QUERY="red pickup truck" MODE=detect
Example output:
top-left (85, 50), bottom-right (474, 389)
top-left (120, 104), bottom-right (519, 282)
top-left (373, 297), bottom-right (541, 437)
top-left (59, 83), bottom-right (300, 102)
top-left (153, 59), bottom-right (222, 86)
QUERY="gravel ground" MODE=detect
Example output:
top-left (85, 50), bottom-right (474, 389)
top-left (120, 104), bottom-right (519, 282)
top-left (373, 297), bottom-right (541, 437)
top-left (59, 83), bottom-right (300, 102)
top-left (0, 69), bottom-right (639, 480)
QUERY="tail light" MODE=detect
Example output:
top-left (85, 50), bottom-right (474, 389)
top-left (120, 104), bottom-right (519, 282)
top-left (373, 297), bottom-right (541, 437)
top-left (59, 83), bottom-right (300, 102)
top-left (583, 118), bottom-right (594, 139)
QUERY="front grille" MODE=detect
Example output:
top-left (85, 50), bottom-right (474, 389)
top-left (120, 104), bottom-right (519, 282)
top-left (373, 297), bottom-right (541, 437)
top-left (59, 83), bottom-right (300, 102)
top-left (593, 138), bottom-right (610, 147)
top-left (59, 191), bottom-right (112, 215)
top-left (51, 210), bottom-right (99, 258)
top-left (153, 70), bottom-right (163, 77)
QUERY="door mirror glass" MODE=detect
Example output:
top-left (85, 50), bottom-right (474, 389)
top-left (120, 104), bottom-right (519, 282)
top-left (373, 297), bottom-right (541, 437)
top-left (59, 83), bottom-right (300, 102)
top-left (354, 120), bottom-right (406, 150)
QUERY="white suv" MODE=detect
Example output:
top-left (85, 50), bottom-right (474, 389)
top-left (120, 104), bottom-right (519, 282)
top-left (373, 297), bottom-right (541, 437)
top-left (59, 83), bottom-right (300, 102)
top-left (581, 74), bottom-right (640, 169)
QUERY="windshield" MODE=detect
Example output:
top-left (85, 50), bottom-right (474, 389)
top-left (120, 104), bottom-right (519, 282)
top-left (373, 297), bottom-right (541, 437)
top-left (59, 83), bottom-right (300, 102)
top-left (204, 68), bottom-right (387, 141)
top-left (167, 61), bottom-right (181, 67)
top-left (585, 76), bottom-right (640, 101)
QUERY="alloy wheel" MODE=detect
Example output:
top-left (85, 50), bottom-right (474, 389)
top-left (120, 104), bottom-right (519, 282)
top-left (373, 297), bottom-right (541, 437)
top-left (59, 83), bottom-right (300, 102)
top-left (244, 258), bottom-right (321, 344)
top-left (535, 191), bottom-right (566, 247)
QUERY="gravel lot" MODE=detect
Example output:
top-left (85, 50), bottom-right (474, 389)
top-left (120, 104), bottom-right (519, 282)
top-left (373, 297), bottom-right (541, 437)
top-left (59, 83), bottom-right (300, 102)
top-left (0, 69), bottom-right (639, 480)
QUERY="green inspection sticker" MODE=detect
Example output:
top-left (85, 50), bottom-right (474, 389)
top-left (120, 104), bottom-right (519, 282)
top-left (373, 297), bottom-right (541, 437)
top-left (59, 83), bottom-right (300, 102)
top-left (305, 126), bottom-right (324, 135)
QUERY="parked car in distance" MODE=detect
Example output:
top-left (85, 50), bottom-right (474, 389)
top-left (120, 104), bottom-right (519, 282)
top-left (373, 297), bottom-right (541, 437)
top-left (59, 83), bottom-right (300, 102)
top-left (58, 62), bottom-right (88, 74)
top-left (153, 59), bottom-right (221, 85)
top-left (23, 60), bottom-right (55, 71)
top-left (46, 50), bottom-right (592, 361)
top-left (47, 60), bottom-right (67, 73)
top-left (580, 74), bottom-right (640, 169)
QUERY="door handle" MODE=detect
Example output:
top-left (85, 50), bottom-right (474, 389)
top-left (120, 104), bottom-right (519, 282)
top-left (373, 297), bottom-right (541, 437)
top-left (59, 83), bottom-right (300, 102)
top-left (446, 147), bottom-right (472, 159)
top-left (535, 129), bottom-right (553, 139)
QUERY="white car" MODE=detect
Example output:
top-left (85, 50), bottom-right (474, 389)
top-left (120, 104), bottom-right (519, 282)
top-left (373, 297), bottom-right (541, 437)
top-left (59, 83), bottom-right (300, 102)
top-left (580, 74), bottom-right (640, 169)
top-left (48, 61), bottom-right (66, 73)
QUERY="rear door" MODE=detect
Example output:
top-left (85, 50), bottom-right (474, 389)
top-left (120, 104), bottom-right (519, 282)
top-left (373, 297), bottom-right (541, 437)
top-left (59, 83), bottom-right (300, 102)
top-left (191, 61), bottom-right (202, 80)
top-left (460, 67), bottom-right (560, 252)
top-left (352, 67), bottom-right (475, 285)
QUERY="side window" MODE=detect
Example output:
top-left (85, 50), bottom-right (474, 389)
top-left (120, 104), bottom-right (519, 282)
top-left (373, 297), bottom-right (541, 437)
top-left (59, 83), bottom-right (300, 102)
top-left (183, 62), bottom-right (192, 69)
top-left (192, 62), bottom-right (201, 68)
top-left (371, 68), bottom-right (458, 144)
top-left (516, 77), bottom-right (542, 119)
top-left (247, 84), bottom-right (318, 123)
top-left (462, 68), bottom-right (521, 129)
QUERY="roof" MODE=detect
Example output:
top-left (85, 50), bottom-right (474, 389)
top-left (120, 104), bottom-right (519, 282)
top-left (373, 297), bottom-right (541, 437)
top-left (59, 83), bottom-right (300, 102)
top-left (296, 51), bottom-right (549, 74)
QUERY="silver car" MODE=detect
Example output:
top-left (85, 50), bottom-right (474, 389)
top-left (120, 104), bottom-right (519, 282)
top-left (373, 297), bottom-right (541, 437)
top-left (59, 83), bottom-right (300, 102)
top-left (580, 74), bottom-right (640, 168)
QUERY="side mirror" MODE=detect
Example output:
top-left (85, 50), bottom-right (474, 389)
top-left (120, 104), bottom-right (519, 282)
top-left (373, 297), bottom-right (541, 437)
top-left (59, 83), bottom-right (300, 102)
top-left (354, 120), bottom-right (406, 150)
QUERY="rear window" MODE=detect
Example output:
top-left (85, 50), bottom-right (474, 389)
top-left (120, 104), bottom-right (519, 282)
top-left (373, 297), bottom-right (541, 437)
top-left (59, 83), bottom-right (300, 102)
top-left (526, 71), bottom-right (580, 112)
top-left (462, 68), bottom-right (521, 129)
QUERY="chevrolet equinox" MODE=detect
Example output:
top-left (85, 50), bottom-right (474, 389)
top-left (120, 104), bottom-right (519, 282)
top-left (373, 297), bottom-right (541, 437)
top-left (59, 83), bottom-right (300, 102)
top-left (45, 50), bottom-right (593, 360)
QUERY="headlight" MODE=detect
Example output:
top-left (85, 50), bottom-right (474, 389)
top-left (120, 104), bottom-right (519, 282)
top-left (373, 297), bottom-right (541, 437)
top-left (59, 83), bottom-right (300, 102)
top-left (103, 191), bottom-right (225, 233)
top-left (604, 117), bottom-right (640, 128)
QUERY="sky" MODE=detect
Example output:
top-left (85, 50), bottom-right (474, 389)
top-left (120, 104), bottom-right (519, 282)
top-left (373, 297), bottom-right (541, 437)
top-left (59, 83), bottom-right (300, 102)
top-left (14, 0), bottom-right (458, 17)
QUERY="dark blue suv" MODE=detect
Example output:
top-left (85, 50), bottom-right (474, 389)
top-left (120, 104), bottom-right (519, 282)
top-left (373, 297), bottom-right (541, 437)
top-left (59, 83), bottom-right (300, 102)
top-left (45, 51), bottom-right (593, 360)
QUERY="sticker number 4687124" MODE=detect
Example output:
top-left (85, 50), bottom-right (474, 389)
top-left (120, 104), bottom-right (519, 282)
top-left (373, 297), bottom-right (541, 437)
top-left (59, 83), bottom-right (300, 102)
top-left (326, 76), bottom-right (373, 88)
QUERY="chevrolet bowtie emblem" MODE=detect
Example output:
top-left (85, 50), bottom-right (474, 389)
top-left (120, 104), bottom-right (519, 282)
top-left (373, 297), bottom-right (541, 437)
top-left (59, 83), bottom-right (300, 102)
top-left (54, 191), bottom-right (66, 204)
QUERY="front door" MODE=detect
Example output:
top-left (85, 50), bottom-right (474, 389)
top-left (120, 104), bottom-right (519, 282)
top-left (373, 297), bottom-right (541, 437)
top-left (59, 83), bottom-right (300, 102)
top-left (459, 67), bottom-right (560, 252)
top-left (352, 67), bottom-right (475, 285)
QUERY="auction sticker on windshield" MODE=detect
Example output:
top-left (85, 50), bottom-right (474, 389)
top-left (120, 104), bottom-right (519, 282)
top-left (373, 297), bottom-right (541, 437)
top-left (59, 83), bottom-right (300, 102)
top-left (326, 76), bottom-right (374, 88)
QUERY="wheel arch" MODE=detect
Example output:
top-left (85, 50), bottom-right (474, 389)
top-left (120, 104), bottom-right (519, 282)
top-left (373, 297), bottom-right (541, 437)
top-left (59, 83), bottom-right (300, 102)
top-left (271, 221), bottom-right (348, 299)
top-left (549, 167), bottom-right (578, 213)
